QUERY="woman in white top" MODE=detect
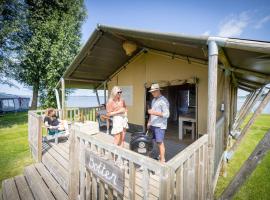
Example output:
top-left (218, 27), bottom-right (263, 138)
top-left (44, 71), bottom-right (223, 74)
top-left (106, 86), bottom-right (129, 147)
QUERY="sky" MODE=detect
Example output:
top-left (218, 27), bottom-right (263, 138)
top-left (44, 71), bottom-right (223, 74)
top-left (1, 0), bottom-right (270, 96)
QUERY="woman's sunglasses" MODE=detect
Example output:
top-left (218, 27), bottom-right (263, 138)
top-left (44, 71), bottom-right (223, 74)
top-left (117, 91), bottom-right (122, 94)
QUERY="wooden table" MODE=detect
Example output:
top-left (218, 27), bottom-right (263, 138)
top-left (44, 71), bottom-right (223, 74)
top-left (178, 115), bottom-right (196, 140)
top-left (74, 121), bottom-right (99, 135)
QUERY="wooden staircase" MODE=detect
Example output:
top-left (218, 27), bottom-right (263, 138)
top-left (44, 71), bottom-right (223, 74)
top-left (1, 140), bottom-right (69, 200)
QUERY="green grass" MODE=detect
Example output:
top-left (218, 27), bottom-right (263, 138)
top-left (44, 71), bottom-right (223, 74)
top-left (0, 112), bottom-right (34, 189)
top-left (214, 114), bottom-right (270, 200)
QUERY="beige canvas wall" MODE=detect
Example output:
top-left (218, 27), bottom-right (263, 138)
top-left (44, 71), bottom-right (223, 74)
top-left (107, 52), bottom-right (213, 134)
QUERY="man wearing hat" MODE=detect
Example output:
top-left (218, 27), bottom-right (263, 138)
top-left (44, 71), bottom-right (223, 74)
top-left (147, 83), bottom-right (170, 163)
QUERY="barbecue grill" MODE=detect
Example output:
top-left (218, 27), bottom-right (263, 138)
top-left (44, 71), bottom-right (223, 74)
top-left (129, 130), bottom-right (153, 156)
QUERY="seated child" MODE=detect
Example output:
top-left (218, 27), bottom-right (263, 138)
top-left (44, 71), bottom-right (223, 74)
top-left (44, 108), bottom-right (68, 135)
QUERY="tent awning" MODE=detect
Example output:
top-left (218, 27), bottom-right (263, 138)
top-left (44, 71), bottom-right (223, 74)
top-left (61, 24), bottom-right (270, 91)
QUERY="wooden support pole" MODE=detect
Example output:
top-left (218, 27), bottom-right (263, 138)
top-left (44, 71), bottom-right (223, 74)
top-left (207, 40), bottom-right (218, 199)
top-left (61, 78), bottom-right (65, 119)
top-left (234, 88), bottom-right (263, 131)
top-left (236, 91), bottom-right (255, 122)
top-left (230, 89), bottom-right (270, 152)
top-left (235, 93), bottom-right (251, 120)
top-left (220, 69), bottom-right (231, 177)
top-left (95, 90), bottom-right (101, 106)
top-left (224, 70), bottom-right (231, 146)
top-left (233, 88), bottom-right (238, 121)
top-left (104, 82), bottom-right (107, 104)
top-left (220, 130), bottom-right (270, 200)
top-left (229, 86), bottom-right (236, 131)
top-left (233, 90), bottom-right (257, 129)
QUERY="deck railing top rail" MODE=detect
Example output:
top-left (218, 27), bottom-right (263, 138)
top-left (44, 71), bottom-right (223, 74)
top-left (167, 134), bottom-right (208, 170)
top-left (75, 128), bottom-right (166, 171)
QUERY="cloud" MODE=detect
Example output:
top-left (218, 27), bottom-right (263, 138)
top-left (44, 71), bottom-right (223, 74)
top-left (202, 30), bottom-right (211, 36)
top-left (254, 15), bottom-right (270, 29)
top-left (218, 12), bottom-right (250, 37)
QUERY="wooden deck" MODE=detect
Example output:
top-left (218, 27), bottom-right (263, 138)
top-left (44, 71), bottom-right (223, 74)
top-left (1, 133), bottom-right (168, 200)
top-left (1, 128), bottom-right (211, 200)
top-left (1, 139), bottom-right (70, 200)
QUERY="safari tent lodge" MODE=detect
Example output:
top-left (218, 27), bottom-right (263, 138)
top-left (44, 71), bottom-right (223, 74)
top-left (2, 25), bottom-right (270, 200)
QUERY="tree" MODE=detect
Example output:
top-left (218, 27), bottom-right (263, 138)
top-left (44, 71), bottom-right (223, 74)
top-left (0, 0), bottom-right (27, 86)
top-left (15, 0), bottom-right (86, 109)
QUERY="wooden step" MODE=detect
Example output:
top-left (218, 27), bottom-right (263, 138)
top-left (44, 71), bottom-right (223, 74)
top-left (2, 163), bottom-right (68, 200)
top-left (42, 150), bottom-right (69, 192)
top-left (24, 165), bottom-right (56, 200)
top-left (34, 163), bottom-right (68, 200)
top-left (2, 178), bottom-right (20, 200)
top-left (14, 175), bottom-right (34, 200)
top-left (1, 175), bottom-right (35, 200)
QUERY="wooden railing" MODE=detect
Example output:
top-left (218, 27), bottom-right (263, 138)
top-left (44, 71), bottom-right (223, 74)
top-left (28, 107), bottom-right (225, 199)
top-left (66, 107), bottom-right (100, 122)
top-left (28, 111), bottom-right (43, 162)
top-left (167, 134), bottom-right (209, 200)
top-left (69, 127), bottom-right (172, 200)
top-left (28, 106), bottom-right (101, 162)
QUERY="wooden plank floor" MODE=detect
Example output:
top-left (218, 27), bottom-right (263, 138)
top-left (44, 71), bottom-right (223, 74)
top-left (1, 164), bottom-right (67, 200)
top-left (2, 131), bottom-right (188, 200)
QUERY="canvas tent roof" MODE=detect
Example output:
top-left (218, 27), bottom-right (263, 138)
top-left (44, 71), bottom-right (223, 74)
top-left (0, 93), bottom-right (30, 100)
top-left (61, 24), bottom-right (270, 91)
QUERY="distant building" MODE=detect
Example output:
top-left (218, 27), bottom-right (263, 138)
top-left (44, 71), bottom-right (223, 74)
top-left (0, 93), bottom-right (30, 113)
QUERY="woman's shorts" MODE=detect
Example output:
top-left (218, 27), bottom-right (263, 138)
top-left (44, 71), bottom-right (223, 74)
top-left (111, 115), bottom-right (129, 135)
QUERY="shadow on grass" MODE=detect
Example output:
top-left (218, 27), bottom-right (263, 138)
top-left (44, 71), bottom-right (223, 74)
top-left (0, 112), bottom-right (28, 128)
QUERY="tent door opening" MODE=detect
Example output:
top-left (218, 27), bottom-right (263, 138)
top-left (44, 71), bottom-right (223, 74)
top-left (145, 83), bottom-right (198, 142)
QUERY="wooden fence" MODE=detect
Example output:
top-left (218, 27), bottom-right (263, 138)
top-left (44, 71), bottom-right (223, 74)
top-left (28, 111), bottom-right (43, 161)
top-left (28, 108), bottom-right (226, 199)
top-left (167, 134), bottom-right (209, 200)
top-left (28, 107), bottom-right (100, 162)
top-left (69, 127), bottom-right (172, 200)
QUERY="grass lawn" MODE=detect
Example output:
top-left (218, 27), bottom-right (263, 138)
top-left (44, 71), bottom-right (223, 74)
top-left (214, 114), bottom-right (270, 200)
top-left (0, 112), bottom-right (33, 190)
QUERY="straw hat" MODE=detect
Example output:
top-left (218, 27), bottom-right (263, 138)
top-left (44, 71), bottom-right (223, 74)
top-left (148, 83), bottom-right (162, 92)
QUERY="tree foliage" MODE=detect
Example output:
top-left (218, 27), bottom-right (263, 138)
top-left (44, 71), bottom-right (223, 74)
top-left (0, 0), bottom-right (27, 86)
top-left (1, 0), bottom-right (86, 109)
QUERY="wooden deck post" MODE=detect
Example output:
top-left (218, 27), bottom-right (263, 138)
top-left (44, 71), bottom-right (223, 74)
top-left (68, 127), bottom-right (80, 199)
top-left (207, 39), bottom-right (218, 199)
top-left (231, 88), bottom-right (270, 152)
top-left (104, 82), bottom-right (107, 104)
top-left (95, 89), bottom-right (101, 106)
top-left (37, 115), bottom-right (43, 162)
top-left (224, 70), bottom-right (231, 145)
top-left (61, 78), bottom-right (65, 120)
top-left (220, 69), bottom-right (231, 177)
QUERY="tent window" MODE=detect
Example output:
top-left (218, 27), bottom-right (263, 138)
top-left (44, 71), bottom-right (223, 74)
top-left (8, 100), bottom-right (15, 109)
top-left (2, 100), bottom-right (9, 109)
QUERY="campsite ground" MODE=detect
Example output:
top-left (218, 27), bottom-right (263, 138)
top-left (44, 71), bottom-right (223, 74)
top-left (0, 112), bottom-right (269, 199)
top-left (214, 114), bottom-right (270, 199)
top-left (0, 112), bottom-right (33, 190)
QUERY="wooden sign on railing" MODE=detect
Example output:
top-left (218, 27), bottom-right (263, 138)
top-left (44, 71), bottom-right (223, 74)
top-left (85, 149), bottom-right (125, 195)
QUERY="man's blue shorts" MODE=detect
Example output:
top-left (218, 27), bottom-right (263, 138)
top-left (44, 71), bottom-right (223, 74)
top-left (150, 126), bottom-right (165, 143)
